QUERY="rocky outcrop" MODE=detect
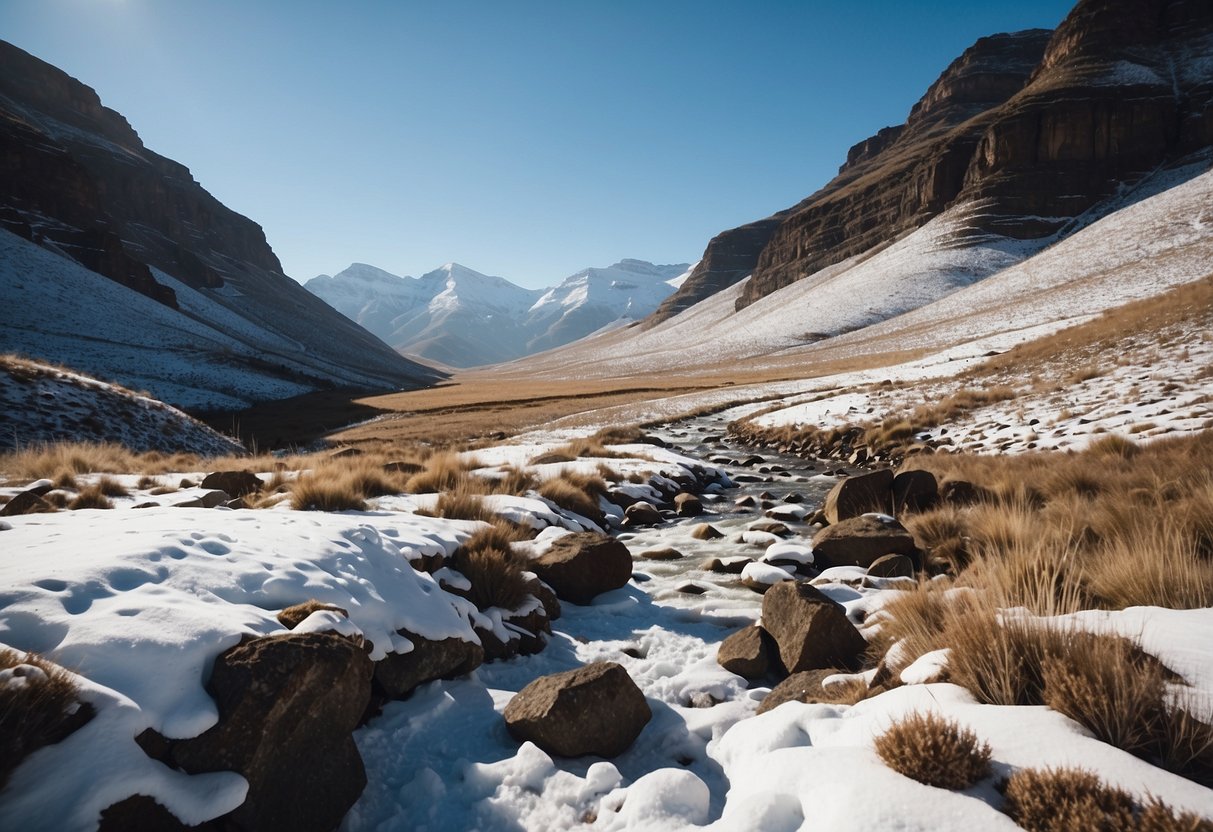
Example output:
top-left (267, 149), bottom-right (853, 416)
top-left (529, 532), bottom-right (633, 605)
top-left (154, 633), bottom-right (373, 832)
top-left (760, 582), bottom-right (867, 674)
top-left (662, 0), bottom-right (1213, 317)
top-left (503, 662), bottom-right (651, 757)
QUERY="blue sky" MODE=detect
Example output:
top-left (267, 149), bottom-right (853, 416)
top-left (5, 0), bottom-right (1073, 288)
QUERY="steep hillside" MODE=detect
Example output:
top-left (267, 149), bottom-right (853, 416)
top-left (656, 0), bottom-right (1213, 321)
top-left (307, 259), bottom-right (688, 367)
top-left (0, 40), bottom-right (439, 408)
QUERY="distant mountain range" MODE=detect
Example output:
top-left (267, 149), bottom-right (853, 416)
top-left (305, 259), bottom-right (690, 367)
top-left (0, 40), bottom-right (438, 411)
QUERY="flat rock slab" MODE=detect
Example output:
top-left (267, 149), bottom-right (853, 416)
top-left (504, 662), bottom-right (651, 757)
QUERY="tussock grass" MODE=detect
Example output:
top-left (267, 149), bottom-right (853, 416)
top-left (0, 650), bottom-right (88, 789)
top-left (538, 472), bottom-right (609, 526)
top-left (450, 522), bottom-right (533, 611)
top-left (67, 484), bottom-right (114, 510)
top-left (865, 580), bottom-right (963, 666)
top-left (406, 453), bottom-right (485, 494)
top-left (288, 477), bottom-right (367, 512)
top-left (1000, 767), bottom-right (1213, 832)
top-left (95, 476), bottom-right (129, 498)
top-left (874, 711), bottom-right (991, 790)
top-left (431, 492), bottom-right (495, 523)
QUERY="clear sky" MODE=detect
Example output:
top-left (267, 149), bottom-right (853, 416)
top-left (5, 0), bottom-right (1073, 288)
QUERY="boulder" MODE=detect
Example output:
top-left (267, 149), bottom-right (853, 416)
top-left (200, 470), bottom-right (262, 498)
top-left (717, 625), bottom-right (774, 680)
top-left (623, 501), bottom-right (663, 527)
top-left (690, 523), bottom-right (724, 541)
top-left (756, 668), bottom-right (847, 715)
top-left (199, 490), bottom-right (232, 508)
top-left (748, 520), bottom-right (790, 536)
top-left (278, 600), bottom-right (350, 630)
top-left (676, 582), bottom-right (708, 595)
top-left (867, 554), bottom-right (915, 579)
top-left (0, 489), bottom-right (54, 516)
top-left (166, 633), bottom-right (372, 832)
top-left (822, 469), bottom-right (894, 524)
top-left (892, 469), bottom-right (938, 516)
top-left (530, 532), bottom-right (632, 605)
top-left (524, 577), bottom-right (562, 621)
top-left (939, 479), bottom-right (995, 506)
top-left (811, 514), bottom-right (918, 570)
top-left (503, 662), bottom-right (651, 757)
top-left (673, 493), bottom-right (703, 517)
top-left (702, 556), bottom-right (752, 574)
top-left (639, 547), bottom-right (684, 561)
top-left (761, 582), bottom-right (866, 674)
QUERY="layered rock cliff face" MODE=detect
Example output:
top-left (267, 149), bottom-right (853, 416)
top-left (658, 0), bottom-right (1213, 319)
top-left (0, 40), bottom-right (440, 408)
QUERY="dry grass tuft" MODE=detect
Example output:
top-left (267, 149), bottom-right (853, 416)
top-left (288, 476), bottom-right (367, 512)
top-left (431, 492), bottom-right (496, 523)
top-left (95, 476), bottom-right (129, 497)
top-left (538, 472), bottom-right (609, 526)
top-left (1001, 767), bottom-right (1137, 832)
top-left (0, 650), bottom-right (89, 789)
top-left (450, 522), bottom-right (533, 611)
top-left (406, 453), bottom-right (484, 494)
top-left (67, 484), bottom-right (114, 510)
top-left (874, 711), bottom-right (991, 790)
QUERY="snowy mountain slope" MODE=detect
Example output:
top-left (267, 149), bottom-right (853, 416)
top-left (306, 259), bottom-right (689, 367)
top-left (0, 229), bottom-right (430, 411)
top-left (507, 160), bottom-right (1213, 378)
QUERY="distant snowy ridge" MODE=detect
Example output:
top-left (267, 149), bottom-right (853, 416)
top-left (306, 259), bottom-right (690, 368)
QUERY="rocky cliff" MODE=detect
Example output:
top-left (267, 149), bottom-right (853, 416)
top-left (658, 0), bottom-right (1213, 319)
top-left (0, 40), bottom-right (440, 409)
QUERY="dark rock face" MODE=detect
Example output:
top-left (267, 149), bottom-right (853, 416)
top-left (165, 633), bottom-right (373, 832)
top-left (811, 514), bottom-right (919, 569)
top-left (866, 553), bottom-right (916, 579)
top-left (823, 469), bottom-right (894, 524)
top-left (0, 40), bottom-right (438, 407)
top-left (662, 1), bottom-right (1213, 317)
top-left (503, 662), bottom-right (652, 757)
top-left (760, 582), bottom-right (867, 674)
top-left (200, 471), bottom-right (263, 498)
top-left (892, 469), bottom-right (939, 516)
top-left (530, 532), bottom-right (633, 605)
top-left (372, 633), bottom-right (484, 700)
top-left (717, 625), bottom-right (775, 680)
top-left (0, 489), bottom-right (53, 516)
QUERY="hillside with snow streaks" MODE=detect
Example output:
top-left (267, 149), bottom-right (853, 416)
top-left (306, 260), bottom-right (689, 367)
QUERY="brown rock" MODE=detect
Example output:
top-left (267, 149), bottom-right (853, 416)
top-left (166, 633), bottom-right (372, 832)
top-left (0, 489), bottom-right (54, 516)
top-left (199, 490), bottom-right (231, 508)
top-left (761, 582), bottom-right (866, 674)
top-left (892, 469), bottom-right (938, 516)
top-left (867, 554), bottom-right (916, 579)
top-left (374, 633), bottom-right (484, 701)
top-left (823, 469), bottom-right (894, 524)
top-left (939, 479), bottom-right (995, 506)
top-left (702, 556), bottom-right (752, 574)
top-left (503, 662), bottom-right (651, 757)
top-left (811, 514), bottom-right (918, 569)
top-left (530, 532), bottom-right (632, 605)
top-left (623, 501), bottom-right (663, 526)
top-left (200, 470), bottom-right (262, 498)
top-left (525, 577), bottom-right (562, 621)
top-left (756, 668), bottom-right (847, 715)
top-left (673, 492), bottom-right (703, 517)
top-left (277, 600), bottom-right (350, 630)
top-left (717, 625), bottom-right (774, 680)
top-left (748, 520), bottom-right (790, 536)
top-left (639, 547), bottom-right (684, 561)
top-left (690, 523), bottom-right (724, 540)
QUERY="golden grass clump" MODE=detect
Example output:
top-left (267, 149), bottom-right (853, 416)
top-left (537, 472), bottom-right (609, 526)
top-left (288, 476), bottom-right (367, 512)
top-left (95, 476), bottom-right (129, 497)
top-left (864, 580), bottom-right (962, 667)
top-left (874, 711), bottom-right (991, 790)
top-left (406, 453), bottom-right (485, 494)
top-left (431, 492), bottom-right (496, 523)
top-left (0, 650), bottom-right (89, 789)
top-left (1000, 767), bottom-right (1137, 832)
top-left (450, 522), bottom-right (533, 611)
top-left (67, 484), bottom-right (114, 510)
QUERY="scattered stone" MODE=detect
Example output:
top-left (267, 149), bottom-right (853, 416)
top-left (756, 668), bottom-right (848, 714)
top-left (702, 556), bottom-right (752, 574)
top-left (525, 577), bottom-right (562, 621)
top-left (677, 583), bottom-right (708, 595)
top-left (892, 469), bottom-right (938, 515)
top-left (734, 495), bottom-right (757, 508)
top-left (131, 502), bottom-right (158, 510)
top-left (0, 489), bottom-right (53, 516)
top-left (200, 470), bottom-right (262, 498)
top-left (530, 532), bottom-right (632, 605)
top-left (373, 633), bottom-right (484, 701)
top-left (740, 455), bottom-right (765, 467)
top-left (811, 514), bottom-right (918, 569)
top-left (761, 582), bottom-right (866, 674)
top-left (783, 492), bottom-right (805, 504)
top-left (867, 553), bottom-right (915, 579)
top-left (173, 498), bottom-right (207, 508)
top-left (748, 520), bottom-right (790, 536)
top-left (165, 633), bottom-right (372, 832)
top-left (673, 492), bottom-right (703, 517)
top-left (278, 600), bottom-right (350, 630)
top-left (503, 662), bottom-right (652, 757)
top-left (623, 501), bottom-right (663, 526)
top-left (717, 625), bottom-right (775, 680)
top-left (639, 547), bottom-right (684, 561)
top-left (822, 469), bottom-right (894, 524)
top-left (690, 523), bottom-right (724, 540)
